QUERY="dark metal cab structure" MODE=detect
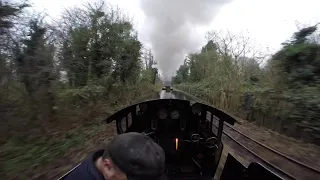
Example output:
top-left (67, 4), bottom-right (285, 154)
top-left (106, 99), bottom-right (234, 179)
top-left (59, 99), bottom-right (282, 180)
top-left (105, 99), bottom-right (282, 180)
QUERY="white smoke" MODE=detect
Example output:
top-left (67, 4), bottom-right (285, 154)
top-left (139, 0), bottom-right (233, 81)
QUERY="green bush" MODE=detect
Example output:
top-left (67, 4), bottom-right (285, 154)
top-left (57, 85), bottom-right (107, 108)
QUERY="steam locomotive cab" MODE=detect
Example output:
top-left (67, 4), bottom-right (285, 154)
top-left (59, 99), bottom-right (283, 180)
top-left (106, 99), bottom-right (234, 180)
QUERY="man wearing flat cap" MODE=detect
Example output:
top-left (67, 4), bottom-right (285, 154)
top-left (64, 132), bottom-right (167, 180)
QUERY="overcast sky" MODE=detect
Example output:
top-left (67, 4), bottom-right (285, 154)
top-left (30, 0), bottom-right (320, 78)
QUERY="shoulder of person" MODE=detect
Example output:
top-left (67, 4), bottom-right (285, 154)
top-left (63, 154), bottom-right (99, 180)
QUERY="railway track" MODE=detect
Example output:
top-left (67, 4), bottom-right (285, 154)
top-left (212, 120), bottom-right (320, 180)
top-left (168, 90), bottom-right (320, 179)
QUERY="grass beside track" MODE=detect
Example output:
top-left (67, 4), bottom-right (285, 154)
top-left (0, 84), bottom-right (159, 180)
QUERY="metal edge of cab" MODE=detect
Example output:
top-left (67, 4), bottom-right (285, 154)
top-left (57, 163), bottom-right (82, 180)
top-left (105, 99), bottom-right (236, 126)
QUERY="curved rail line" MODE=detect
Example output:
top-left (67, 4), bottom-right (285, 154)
top-left (220, 126), bottom-right (295, 180)
top-left (224, 123), bottom-right (320, 174)
top-left (212, 122), bottom-right (320, 180)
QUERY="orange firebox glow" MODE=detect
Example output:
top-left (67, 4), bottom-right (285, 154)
top-left (175, 138), bottom-right (178, 150)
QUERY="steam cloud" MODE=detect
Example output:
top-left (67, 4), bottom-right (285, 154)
top-left (139, 0), bottom-right (232, 81)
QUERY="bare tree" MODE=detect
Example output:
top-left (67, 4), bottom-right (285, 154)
top-left (141, 47), bottom-right (156, 70)
top-left (205, 30), bottom-right (266, 63)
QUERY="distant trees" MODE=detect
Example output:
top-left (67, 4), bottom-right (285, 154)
top-left (0, 1), bottom-right (160, 179)
top-left (13, 19), bottom-right (55, 120)
top-left (0, 0), bottom-right (156, 127)
top-left (141, 47), bottom-right (159, 84)
top-left (174, 30), bottom-right (262, 91)
top-left (173, 27), bottom-right (320, 144)
top-left (0, 0), bottom-right (29, 92)
top-left (57, 1), bottom-right (143, 86)
top-left (172, 58), bottom-right (189, 84)
top-left (0, 0), bottom-right (29, 34)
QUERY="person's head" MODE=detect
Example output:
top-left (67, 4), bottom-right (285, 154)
top-left (98, 132), bottom-right (166, 180)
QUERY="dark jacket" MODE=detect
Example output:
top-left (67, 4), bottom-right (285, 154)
top-left (63, 150), bottom-right (105, 180)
